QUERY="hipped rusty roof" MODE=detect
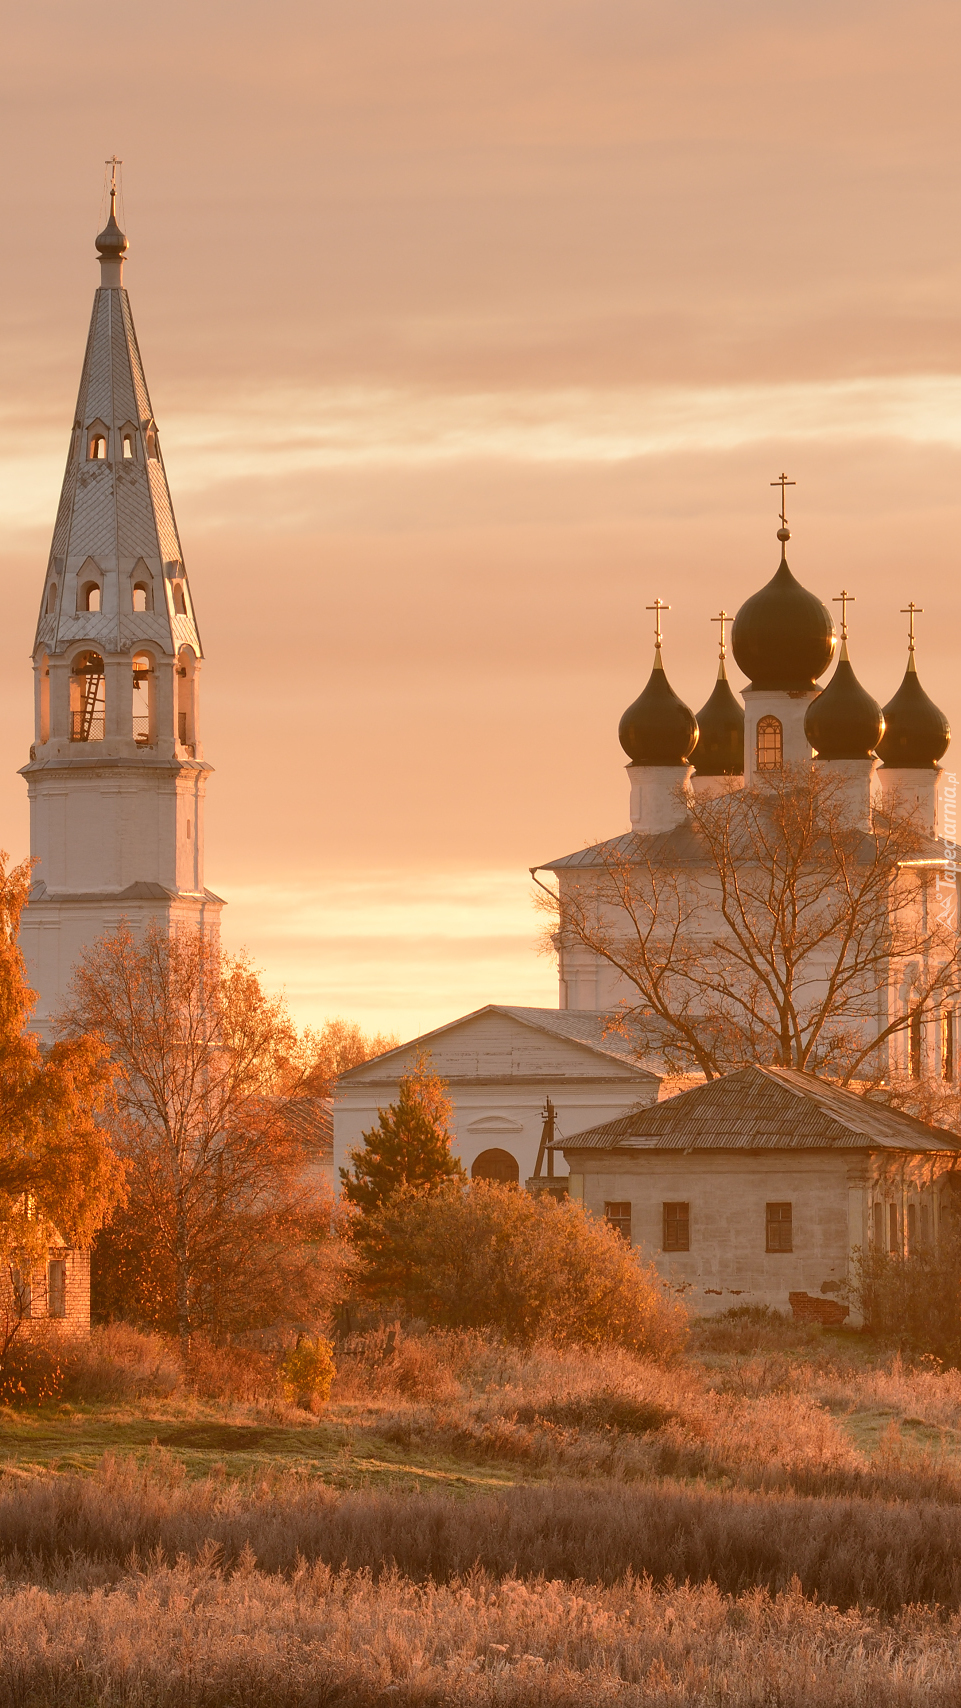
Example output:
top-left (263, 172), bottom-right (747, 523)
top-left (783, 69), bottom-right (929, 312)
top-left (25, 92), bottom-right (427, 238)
top-left (562, 1065), bottom-right (961, 1154)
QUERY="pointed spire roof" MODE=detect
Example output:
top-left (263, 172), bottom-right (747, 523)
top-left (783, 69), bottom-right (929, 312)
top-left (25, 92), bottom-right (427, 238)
top-left (34, 201), bottom-right (202, 664)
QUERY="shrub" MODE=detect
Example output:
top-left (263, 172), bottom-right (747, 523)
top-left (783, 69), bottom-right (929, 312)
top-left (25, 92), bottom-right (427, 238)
top-left (353, 1181), bottom-right (687, 1358)
top-left (852, 1237), bottom-right (961, 1363)
top-left (185, 1338), bottom-right (279, 1405)
top-left (280, 1337), bottom-right (336, 1409)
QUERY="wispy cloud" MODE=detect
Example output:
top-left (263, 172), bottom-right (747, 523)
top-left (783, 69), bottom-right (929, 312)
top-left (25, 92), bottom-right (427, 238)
top-left (6, 374), bottom-right (961, 534)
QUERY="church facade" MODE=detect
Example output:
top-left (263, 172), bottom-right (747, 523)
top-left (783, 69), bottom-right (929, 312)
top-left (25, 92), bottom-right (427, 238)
top-left (19, 187), bottom-right (222, 1041)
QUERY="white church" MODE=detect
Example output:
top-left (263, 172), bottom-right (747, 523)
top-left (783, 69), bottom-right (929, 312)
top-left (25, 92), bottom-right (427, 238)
top-left (19, 193), bottom-right (961, 1321)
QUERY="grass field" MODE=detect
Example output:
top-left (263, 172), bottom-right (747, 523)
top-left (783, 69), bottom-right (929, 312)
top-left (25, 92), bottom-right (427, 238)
top-left (1, 1313), bottom-right (960, 1703)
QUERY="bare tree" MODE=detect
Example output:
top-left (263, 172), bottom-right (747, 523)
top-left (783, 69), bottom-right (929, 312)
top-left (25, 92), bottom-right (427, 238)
top-left (59, 924), bottom-right (338, 1348)
top-left (535, 767), bottom-right (959, 1083)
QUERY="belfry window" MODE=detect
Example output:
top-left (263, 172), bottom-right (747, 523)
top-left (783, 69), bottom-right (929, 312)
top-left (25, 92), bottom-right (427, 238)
top-left (133, 583), bottom-right (149, 613)
top-left (89, 433), bottom-right (107, 461)
top-left (177, 647), bottom-right (197, 749)
top-left (69, 652), bottom-right (105, 742)
top-left (122, 433), bottom-right (135, 460)
top-left (82, 583), bottom-right (101, 613)
top-left (172, 583), bottom-right (187, 616)
top-left (132, 653), bottom-right (154, 746)
top-left (941, 1009), bottom-right (955, 1081)
top-left (46, 582), bottom-right (57, 613)
top-left (756, 716), bottom-right (783, 771)
top-left (910, 1010), bottom-right (922, 1079)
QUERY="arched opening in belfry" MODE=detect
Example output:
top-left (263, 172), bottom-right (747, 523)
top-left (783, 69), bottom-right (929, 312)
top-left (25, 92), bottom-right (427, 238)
top-left (88, 429), bottom-right (108, 461)
top-left (39, 655), bottom-right (50, 744)
top-left (81, 583), bottom-right (101, 613)
top-left (46, 583), bottom-right (57, 614)
top-left (756, 715), bottom-right (783, 772)
top-left (132, 583), bottom-right (149, 612)
top-left (172, 582), bottom-right (187, 616)
top-left (69, 652), bottom-right (105, 742)
top-left (471, 1148), bottom-right (519, 1184)
top-left (177, 647), bottom-right (197, 748)
top-left (131, 653), bottom-right (154, 747)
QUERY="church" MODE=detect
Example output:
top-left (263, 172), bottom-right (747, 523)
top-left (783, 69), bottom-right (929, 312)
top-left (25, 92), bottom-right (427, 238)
top-left (19, 182), bottom-right (222, 1043)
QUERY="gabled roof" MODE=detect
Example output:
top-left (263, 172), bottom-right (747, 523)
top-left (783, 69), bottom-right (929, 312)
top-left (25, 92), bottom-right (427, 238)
top-left (535, 824), bottom-right (949, 874)
top-left (562, 1064), bottom-right (961, 1153)
top-left (337, 1004), bottom-right (658, 1083)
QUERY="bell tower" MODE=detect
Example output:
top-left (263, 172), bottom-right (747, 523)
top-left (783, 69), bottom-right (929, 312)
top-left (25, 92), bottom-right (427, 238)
top-left (19, 178), bottom-right (222, 1039)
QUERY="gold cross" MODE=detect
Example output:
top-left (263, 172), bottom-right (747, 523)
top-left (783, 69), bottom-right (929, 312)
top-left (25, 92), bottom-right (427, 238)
top-left (105, 156), bottom-right (122, 198)
top-left (646, 598), bottom-right (669, 649)
top-left (833, 589), bottom-right (855, 641)
top-left (770, 471), bottom-right (796, 528)
top-left (901, 601), bottom-right (923, 653)
top-left (711, 608), bottom-right (731, 658)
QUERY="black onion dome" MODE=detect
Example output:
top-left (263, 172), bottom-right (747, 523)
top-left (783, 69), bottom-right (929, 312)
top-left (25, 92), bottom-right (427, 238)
top-left (693, 663), bottom-right (744, 776)
top-left (618, 649), bottom-right (698, 766)
top-left (803, 644), bottom-right (884, 760)
top-left (732, 535), bottom-right (836, 691)
top-left (875, 657), bottom-right (950, 770)
top-left (95, 190), bottom-right (128, 260)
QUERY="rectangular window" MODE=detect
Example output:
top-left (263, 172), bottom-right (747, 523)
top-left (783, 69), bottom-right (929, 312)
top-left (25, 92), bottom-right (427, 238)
top-left (766, 1202), bottom-right (793, 1252)
top-left (874, 1199), bottom-right (883, 1246)
top-left (604, 1202), bottom-right (632, 1242)
top-left (942, 1010), bottom-right (955, 1082)
top-left (662, 1202), bottom-right (690, 1252)
top-left (907, 1203), bottom-right (917, 1254)
top-left (921, 1202), bottom-right (930, 1244)
top-left (910, 1011), bottom-right (922, 1079)
top-left (889, 1202), bottom-right (900, 1255)
top-left (48, 1260), bottom-right (66, 1320)
top-left (11, 1268), bottom-right (31, 1319)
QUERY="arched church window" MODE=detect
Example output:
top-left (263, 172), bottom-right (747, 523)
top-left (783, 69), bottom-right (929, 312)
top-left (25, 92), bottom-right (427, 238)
top-left (122, 432), bottom-right (135, 460)
top-left (756, 715), bottom-right (783, 771)
top-left (172, 583), bottom-right (187, 616)
top-left (471, 1148), bottom-right (519, 1184)
top-left (39, 654), bottom-right (50, 744)
top-left (81, 583), bottom-right (101, 613)
top-left (69, 652), bottom-right (105, 742)
top-left (132, 583), bottom-right (149, 613)
top-left (89, 433), bottom-right (107, 461)
top-left (145, 426), bottom-right (158, 459)
top-left (176, 647), bottom-right (197, 748)
top-left (131, 653), bottom-right (154, 746)
top-left (46, 583), bottom-right (57, 614)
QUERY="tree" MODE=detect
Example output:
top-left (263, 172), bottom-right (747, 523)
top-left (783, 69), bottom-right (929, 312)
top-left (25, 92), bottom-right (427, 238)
top-left (536, 766), bottom-right (959, 1083)
top-left (297, 1017), bottom-right (399, 1098)
top-left (353, 1178), bottom-right (688, 1357)
top-left (340, 1056), bottom-right (466, 1215)
top-left (0, 853), bottom-right (122, 1356)
top-left (59, 923), bottom-right (339, 1348)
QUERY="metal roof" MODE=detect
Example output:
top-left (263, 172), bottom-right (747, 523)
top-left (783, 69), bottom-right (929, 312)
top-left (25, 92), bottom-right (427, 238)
top-left (336, 1004), bottom-right (658, 1082)
top-left (535, 826), bottom-right (949, 875)
top-left (562, 1065), bottom-right (961, 1154)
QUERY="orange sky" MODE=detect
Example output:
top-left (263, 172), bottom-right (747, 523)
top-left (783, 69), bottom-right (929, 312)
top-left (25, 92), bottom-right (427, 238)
top-left (1, 1), bottom-right (959, 1037)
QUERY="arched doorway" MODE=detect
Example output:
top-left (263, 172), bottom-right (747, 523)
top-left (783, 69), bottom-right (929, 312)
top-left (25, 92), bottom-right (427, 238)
top-left (471, 1148), bottom-right (519, 1184)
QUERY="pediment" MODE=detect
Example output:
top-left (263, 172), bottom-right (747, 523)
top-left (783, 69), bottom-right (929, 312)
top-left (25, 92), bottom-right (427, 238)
top-left (465, 1114), bottom-right (524, 1134)
top-left (341, 1005), bottom-right (658, 1086)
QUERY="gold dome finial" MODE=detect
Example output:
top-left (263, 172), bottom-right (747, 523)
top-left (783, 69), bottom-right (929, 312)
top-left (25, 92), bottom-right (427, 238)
top-left (901, 600), bottom-right (923, 673)
top-left (646, 596), bottom-right (670, 666)
top-left (770, 470), bottom-right (796, 544)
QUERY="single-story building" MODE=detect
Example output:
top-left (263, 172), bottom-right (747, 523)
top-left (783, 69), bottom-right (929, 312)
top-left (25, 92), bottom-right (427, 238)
top-left (333, 1004), bottom-right (659, 1188)
top-left (560, 1065), bottom-right (961, 1319)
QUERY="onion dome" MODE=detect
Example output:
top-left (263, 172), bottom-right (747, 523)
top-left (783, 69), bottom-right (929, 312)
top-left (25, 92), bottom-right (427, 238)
top-left (732, 529), bottom-right (836, 691)
top-left (95, 187), bottom-right (128, 261)
top-left (693, 660), bottom-right (744, 776)
top-left (618, 646), bottom-right (698, 767)
top-left (804, 642), bottom-right (884, 760)
top-left (876, 654), bottom-right (950, 770)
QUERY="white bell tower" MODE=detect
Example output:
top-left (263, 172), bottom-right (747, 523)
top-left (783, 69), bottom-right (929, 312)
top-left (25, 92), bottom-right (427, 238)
top-left (19, 176), bottom-right (222, 1040)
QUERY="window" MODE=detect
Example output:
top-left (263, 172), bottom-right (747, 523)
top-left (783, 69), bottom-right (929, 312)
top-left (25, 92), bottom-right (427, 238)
top-left (605, 1202), bottom-right (632, 1242)
top-left (145, 426), bottom-right (158, 459)
top-left (48, 1260), bottom-right (66, 1320)
top-left (88, 433), bottom-right (107, 461)
top-left (132, 583), bottom-right (149, 613)
top-left (907, 1202), bottom-right (917, 1254)
top-left (39, 655), bottom-right (50, 743)
top-left (173, 583), bottom-right (187, 615)
top-left (11, 1267), bottom-right (31, 1319)
top-left (756, 716), bottom-right (783, 771)
top-left (942, 1010), bottom-right (955, 1082)
top-left (132, 653), bottom-right (153, 746)
top-left (471, 1148), bottom-right (519, 1183)
top-left (921, 1203), bottom-right (930, 1244)
top-left (766, 1202), bottom-right (793, 1252)
top-left (69, 651), bottom-right (105, 742)
top-left (910, 1011), bottom-right (922, 1079)
top-left (889, 1202), bottom-right (900, 1255)
top-left (82, 583), bottom-right (101, 613)
top-left (46, 582), bottom-right (57, 613)
top-left (177, 647), bottom-right (197, 748)
top-left (122, 432), bottom-right (135, 460)
top-left (662, 1202), bottom-right (689, 1251)
top-left (874, 1200), bottom-right (883, 1246)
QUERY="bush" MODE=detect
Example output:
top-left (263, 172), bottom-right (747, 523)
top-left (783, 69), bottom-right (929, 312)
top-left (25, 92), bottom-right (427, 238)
top-left (352, 1181), bottom-right (687, 1358)
top-left (280, 1337), bottom-right (336, 1409)
top-left (852, 1238), bottom-right (961, 1362)
top-left (185, 1339), bottom-right (279, 1405)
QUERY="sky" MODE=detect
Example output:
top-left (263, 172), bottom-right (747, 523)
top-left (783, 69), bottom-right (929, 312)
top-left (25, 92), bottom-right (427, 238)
top-left (1, 0), bottom-right (960, 1040)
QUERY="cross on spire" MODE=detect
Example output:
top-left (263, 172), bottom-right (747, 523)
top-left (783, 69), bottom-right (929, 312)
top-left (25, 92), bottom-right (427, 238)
top-left (711, 608), bottom-right (731, 658)
top-left (646, 598), bottom-right (670, 650)
top-left (770, 471), bottom-right (796, 529)
top-left (901, 601), bottom-right (923, 653)
top-left (833, 589), bottom-right (855, 641)
top-left (105, 156), bottom-right (122, 196)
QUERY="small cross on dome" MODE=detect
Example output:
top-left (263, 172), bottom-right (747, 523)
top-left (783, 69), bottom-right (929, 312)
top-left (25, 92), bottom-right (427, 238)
top-left (770, 471), bottom-right (796, 532)
top-left (833, 589), bottom-right (855, 642)
top-left (646, 598), bottom-right (670, 650)
top-left (901, 601), bottom-right (923, 654)
top-left (711, 608), bottom-right (731, 659)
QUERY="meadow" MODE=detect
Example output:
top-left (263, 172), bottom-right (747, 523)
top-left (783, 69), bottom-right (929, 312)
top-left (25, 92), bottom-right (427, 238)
top-left (1, 1313), bottom-right (960, 1704)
